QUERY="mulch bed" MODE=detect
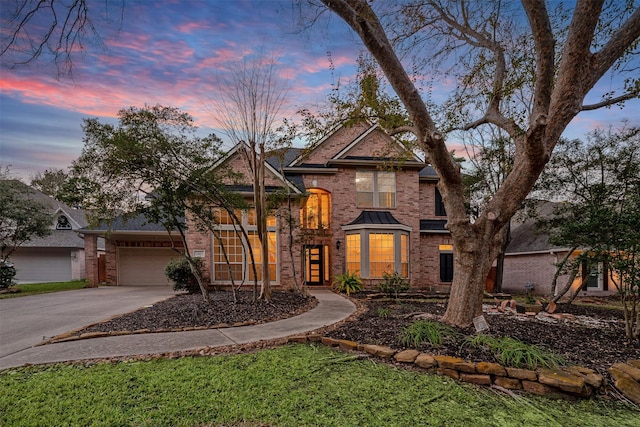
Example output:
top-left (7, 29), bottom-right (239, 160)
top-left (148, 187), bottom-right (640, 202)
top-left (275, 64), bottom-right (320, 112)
top-left (70, 290), bottom-right (639, 380)
top-left (326, 295), bottom-right (640, 377)
top-left (76, 291), bottom-right (317, 334)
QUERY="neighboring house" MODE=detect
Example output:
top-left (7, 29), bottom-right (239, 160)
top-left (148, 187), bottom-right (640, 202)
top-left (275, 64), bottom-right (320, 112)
top-left (84, 122), bottom-right (454, 289)
top-left (501, 201), bottom-right (615, 296)
top-left (7, 182), bottom-right (94, 283)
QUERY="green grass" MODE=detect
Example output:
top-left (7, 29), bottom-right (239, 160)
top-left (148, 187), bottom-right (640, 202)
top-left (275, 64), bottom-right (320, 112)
top-left (2, 344), bottom-right (635, 427)
top-left (400, 320), bottom-right (457, 347)
top-left (465, 334), bottom-right (566, 370)
top-left (0, 280), bottom-right (87, 299)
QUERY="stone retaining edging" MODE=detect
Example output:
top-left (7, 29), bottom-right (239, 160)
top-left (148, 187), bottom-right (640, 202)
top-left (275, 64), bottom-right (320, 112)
top-left (289, 334), bottom-right (609, 400)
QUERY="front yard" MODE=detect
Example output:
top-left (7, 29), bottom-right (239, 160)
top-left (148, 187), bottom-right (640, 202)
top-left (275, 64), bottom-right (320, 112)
top-left (1, 344), bottom-right (637, 427)
top-left (0, 280), bottom-right (87, 299)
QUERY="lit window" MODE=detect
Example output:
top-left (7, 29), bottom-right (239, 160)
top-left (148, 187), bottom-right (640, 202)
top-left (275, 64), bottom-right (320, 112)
top-left (356, 171), bottom-right (395, 208)
top-left (346, 234), bottom-right (361, 275)
top-left (212, 208), bottom-right (278, 283)
top-left (345, 230), bottom-right (408, 278)
top-left (300, 189), bottom-right (331, 229)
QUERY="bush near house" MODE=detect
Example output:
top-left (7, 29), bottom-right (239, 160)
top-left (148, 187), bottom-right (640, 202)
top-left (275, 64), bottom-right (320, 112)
top-left (165, 257), bottom-right (203, 294)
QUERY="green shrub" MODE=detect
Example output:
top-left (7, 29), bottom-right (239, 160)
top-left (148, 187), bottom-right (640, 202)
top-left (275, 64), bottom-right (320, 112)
top-left (465, 334), bottom-right (566, 369)
top-left (400, 320), bottom-right (456, 347)
top-left (165, 257), bottom-right (203, 293)
top-left (332, 271), bottom-right (363, 295)
top-left (376, 307), bottom-right (391, 318)
top-left (378, 271), bottom-right (410, 299)
top-left (0, 261), bottom-right (16, 289)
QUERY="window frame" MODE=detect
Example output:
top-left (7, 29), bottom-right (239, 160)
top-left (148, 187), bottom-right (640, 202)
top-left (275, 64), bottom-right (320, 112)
top-left (300, 189), bottom-right (331, 230)
top-left (345, 229), bottom-right (409, 279)
top-left (439, 244), bottom-right (454, 283)
top-left (356, 170), bottom-right (396, 208)
top-left (212, 208), bottom-right (278, 283)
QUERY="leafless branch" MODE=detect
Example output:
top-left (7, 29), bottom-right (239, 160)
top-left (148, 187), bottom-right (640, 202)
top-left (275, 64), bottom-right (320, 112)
top-left (582, 92), bottom-right (640, 111)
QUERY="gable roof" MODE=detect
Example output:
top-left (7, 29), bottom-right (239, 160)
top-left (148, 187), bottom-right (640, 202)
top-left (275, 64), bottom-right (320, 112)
top-left (506, 201), bottom-right (571, 254)
top-left (214, 142), bottom-right (303, 194)
top-left (288, 122), bottom-right (425, 170)
top-left (3, 180), bottom-right (89, 249)
top-left (81, 212), bottom-right (184, 234)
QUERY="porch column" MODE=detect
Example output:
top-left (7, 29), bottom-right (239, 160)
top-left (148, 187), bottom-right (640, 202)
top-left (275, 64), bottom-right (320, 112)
top-left (84, 234), bottom-right (99, 287)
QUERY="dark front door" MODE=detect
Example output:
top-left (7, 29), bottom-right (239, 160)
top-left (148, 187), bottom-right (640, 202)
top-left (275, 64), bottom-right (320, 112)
top-left (305, 245), bottom-right (324, 286)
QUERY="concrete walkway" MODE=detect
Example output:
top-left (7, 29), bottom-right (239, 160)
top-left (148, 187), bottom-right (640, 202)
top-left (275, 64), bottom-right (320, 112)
top-left (0, 290), bottom-right (355, 370)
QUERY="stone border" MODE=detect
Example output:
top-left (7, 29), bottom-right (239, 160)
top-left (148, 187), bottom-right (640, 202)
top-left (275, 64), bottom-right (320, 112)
top-left (608, 360), bottom-right (640, 405)
top-left (289, 334), bottom-right (607, 399)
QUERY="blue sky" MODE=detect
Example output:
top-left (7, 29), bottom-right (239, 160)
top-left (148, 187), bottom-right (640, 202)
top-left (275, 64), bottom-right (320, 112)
top-left (1, 1), bottom-right (638, 180)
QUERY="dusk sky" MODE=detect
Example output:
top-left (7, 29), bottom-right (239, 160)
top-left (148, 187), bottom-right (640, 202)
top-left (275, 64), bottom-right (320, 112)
top-left (1, 1), bottom-right (638, 181)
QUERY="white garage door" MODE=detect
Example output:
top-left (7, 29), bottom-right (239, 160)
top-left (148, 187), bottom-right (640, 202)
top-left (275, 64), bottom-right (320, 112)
top-left (11, 248), bottom-right (72, 283)
top-left (118, 248), bottom-right (182, 286)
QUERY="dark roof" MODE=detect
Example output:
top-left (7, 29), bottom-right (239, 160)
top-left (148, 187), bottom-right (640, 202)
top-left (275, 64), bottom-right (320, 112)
top-left (346, 211), bottom-right (403, 226)
top-left (21, 230), bottom-right (85, 249)
top-left (419, 165), bottom-right (438, 179)
top-left (266, 147), bottom-right (303, 170)
top-left (85, 213), bottom-right (184, 232)
top-left (420, 219), bottom-right (448, 232)
top-left (506, 201), bottom-right (568, 253)
top-left (224, 184), bottom-right (296, 194)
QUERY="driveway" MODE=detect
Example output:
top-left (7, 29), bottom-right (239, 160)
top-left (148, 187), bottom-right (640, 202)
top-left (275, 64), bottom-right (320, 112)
top-left (0, 286), bottom-right (176, 358)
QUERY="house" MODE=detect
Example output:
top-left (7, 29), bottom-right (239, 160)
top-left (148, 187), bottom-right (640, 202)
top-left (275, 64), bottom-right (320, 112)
top-left (83, 122), bottom-right (454, 289)
top-left (501, 201), bottom-right (615, 296)
top-left (6, 181), bottom-right (95, 283)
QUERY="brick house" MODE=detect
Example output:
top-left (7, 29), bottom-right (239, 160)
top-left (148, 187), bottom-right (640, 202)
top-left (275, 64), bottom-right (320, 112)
top-left (83, 122), bottom-right (454, 290)
top-left (501, 201), bottom-right (615, 297)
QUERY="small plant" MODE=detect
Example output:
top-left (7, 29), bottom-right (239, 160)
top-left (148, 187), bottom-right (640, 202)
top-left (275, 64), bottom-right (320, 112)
top-left (332, 271), bottom-right (363, 295)
top-left (465, 334), bottom-right (566, 369)
top-left (0, 260), bottom-right (16, 289)
top-left (378, 271), bottom-right (410, 299)
top-left (165, 257), bottom-right (203, 293)
top-left (400, 320), bottom-right (456, 347)
top-left (376, 307), bottom-right (391, 318)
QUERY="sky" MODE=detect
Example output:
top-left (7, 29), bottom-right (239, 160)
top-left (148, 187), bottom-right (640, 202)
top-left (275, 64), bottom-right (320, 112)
top-left (1, 0), bottom-right (638, 181)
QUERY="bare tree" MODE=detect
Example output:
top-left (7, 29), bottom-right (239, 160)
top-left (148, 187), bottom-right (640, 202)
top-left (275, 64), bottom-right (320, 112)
top-left (208, 53), bottom-right (291, 301)
top-left (319, 0), bottom-right (640, 326)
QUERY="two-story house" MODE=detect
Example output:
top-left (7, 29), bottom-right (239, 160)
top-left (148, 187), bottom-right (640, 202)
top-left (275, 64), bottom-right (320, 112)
top-left (83, 122), bottom-right (453, 290)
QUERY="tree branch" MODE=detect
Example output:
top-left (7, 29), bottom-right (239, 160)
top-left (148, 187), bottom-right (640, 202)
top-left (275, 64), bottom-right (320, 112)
top-left (582, 92), bottom-right (640, 111)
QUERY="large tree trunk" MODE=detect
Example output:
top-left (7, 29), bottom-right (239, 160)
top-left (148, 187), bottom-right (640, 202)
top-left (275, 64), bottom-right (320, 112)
top-left (442, 226), bottom-right (503, 327)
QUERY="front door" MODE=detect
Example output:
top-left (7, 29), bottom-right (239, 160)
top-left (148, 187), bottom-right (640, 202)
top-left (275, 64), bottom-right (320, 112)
top-left (305, 245), bottom-right (324, 286)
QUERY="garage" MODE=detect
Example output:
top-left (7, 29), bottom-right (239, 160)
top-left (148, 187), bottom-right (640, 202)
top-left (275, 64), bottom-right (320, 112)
top-left (11, 248), bottom-right (72, 283)
top-left (117, 247), bottom-right (182, 286)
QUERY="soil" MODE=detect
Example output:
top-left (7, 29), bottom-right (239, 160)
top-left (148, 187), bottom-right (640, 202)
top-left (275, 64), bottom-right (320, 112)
top-left (77, 291), bottom-right (317, 334)
top-left (326, 294), bottom-right (640, 377)
top-left (71, 290), bottom-right (639, 379)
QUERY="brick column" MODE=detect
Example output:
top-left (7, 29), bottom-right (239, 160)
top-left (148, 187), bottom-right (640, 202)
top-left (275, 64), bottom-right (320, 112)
top-left (84, 234), bottom-right (99, 287)
top-left (105, 240), bottom-right (118, 285)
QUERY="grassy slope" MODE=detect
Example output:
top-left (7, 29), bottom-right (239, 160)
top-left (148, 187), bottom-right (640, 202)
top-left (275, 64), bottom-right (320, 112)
top-left (0, 280), bottom-right (87, 299)
top-left (1, 344), bottom-right (637, 427)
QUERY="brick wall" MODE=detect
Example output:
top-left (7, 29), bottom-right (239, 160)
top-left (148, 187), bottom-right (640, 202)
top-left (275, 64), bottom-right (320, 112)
top-left (502, 251), bottom-right (571, 295)
top-left (84, 234), bottom-right (99, 287)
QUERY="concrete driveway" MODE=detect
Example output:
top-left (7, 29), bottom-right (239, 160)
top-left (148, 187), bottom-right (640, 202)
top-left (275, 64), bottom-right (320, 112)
top-left (0, 286), bottom-right (176, 359)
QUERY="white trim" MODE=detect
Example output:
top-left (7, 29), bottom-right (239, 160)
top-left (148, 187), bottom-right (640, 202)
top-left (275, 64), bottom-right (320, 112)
top-left (51, 207), bottom-right (82, 230)
top-left (332, 123), bottom-right (380, 159)
top-left (288, 123), bottom-right (346, 166)
top-left (505, 248), bottom-right (573, 256)
top-left (332, 122), bottom-right (423, 163)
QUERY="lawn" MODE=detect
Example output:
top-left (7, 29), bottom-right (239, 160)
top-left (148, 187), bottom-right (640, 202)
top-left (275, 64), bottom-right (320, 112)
top-left (1, 344), bottom-right (637, 427)
top-left (0, 280), bottom-right (87, 299)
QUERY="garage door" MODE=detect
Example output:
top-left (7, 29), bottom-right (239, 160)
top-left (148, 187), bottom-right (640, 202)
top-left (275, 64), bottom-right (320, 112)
top-left (118, 248), bottom-right (182, 286)
top-left (11, 248), bottom-right (72, 283)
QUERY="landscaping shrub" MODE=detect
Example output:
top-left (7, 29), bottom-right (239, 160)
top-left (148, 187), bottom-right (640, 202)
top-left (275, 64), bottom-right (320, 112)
top-left (0, 261), bottom-right (16, 289)
top-left (378, 271), bottom-right (410, 299)
top-left (400, 320), bottom-right (457, 347)
top-left (465, 334), bottom-right (566, 369)
top-left (332, 271), bottom-right (363, 295)
top-left (165, 257), bottom-right (203, 293)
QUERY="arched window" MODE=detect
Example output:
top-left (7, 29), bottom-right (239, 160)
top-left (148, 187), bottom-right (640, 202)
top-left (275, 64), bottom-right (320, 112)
top-left (56, 215), bottom-right (72, 230)
top-left (300, 189), bottom-right (331, 230)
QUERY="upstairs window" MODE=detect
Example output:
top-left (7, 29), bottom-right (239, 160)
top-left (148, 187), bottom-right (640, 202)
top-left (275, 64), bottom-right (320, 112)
top-left (300, 189), bottom-right (331, 229)
top-left (435, 188), bottom-right (447, 216)
top-left (356, 171), bottom-right (395, 208)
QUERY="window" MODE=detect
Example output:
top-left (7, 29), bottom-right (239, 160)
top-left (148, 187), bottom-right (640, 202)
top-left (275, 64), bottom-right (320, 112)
top-left (346, 234), bottom-right (361, 275)
top-left (439, 244), bottom-right (454, 282)
top-left (212, 208), bottom-right (277, 283)
top-left (346, 230), bottom-right (409, 278)
top-left (56, 215), bottom-right (72, 230)
top-left (435, 188), bottom-right (446, 216)
top-left (300, 189), bottom-right (331, 229)
top-left (356, 171), bottom-right (395, 208)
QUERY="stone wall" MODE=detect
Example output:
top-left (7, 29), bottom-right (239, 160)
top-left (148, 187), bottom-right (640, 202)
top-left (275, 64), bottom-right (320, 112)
top-left (290, 334), bottom-right (605, 399)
